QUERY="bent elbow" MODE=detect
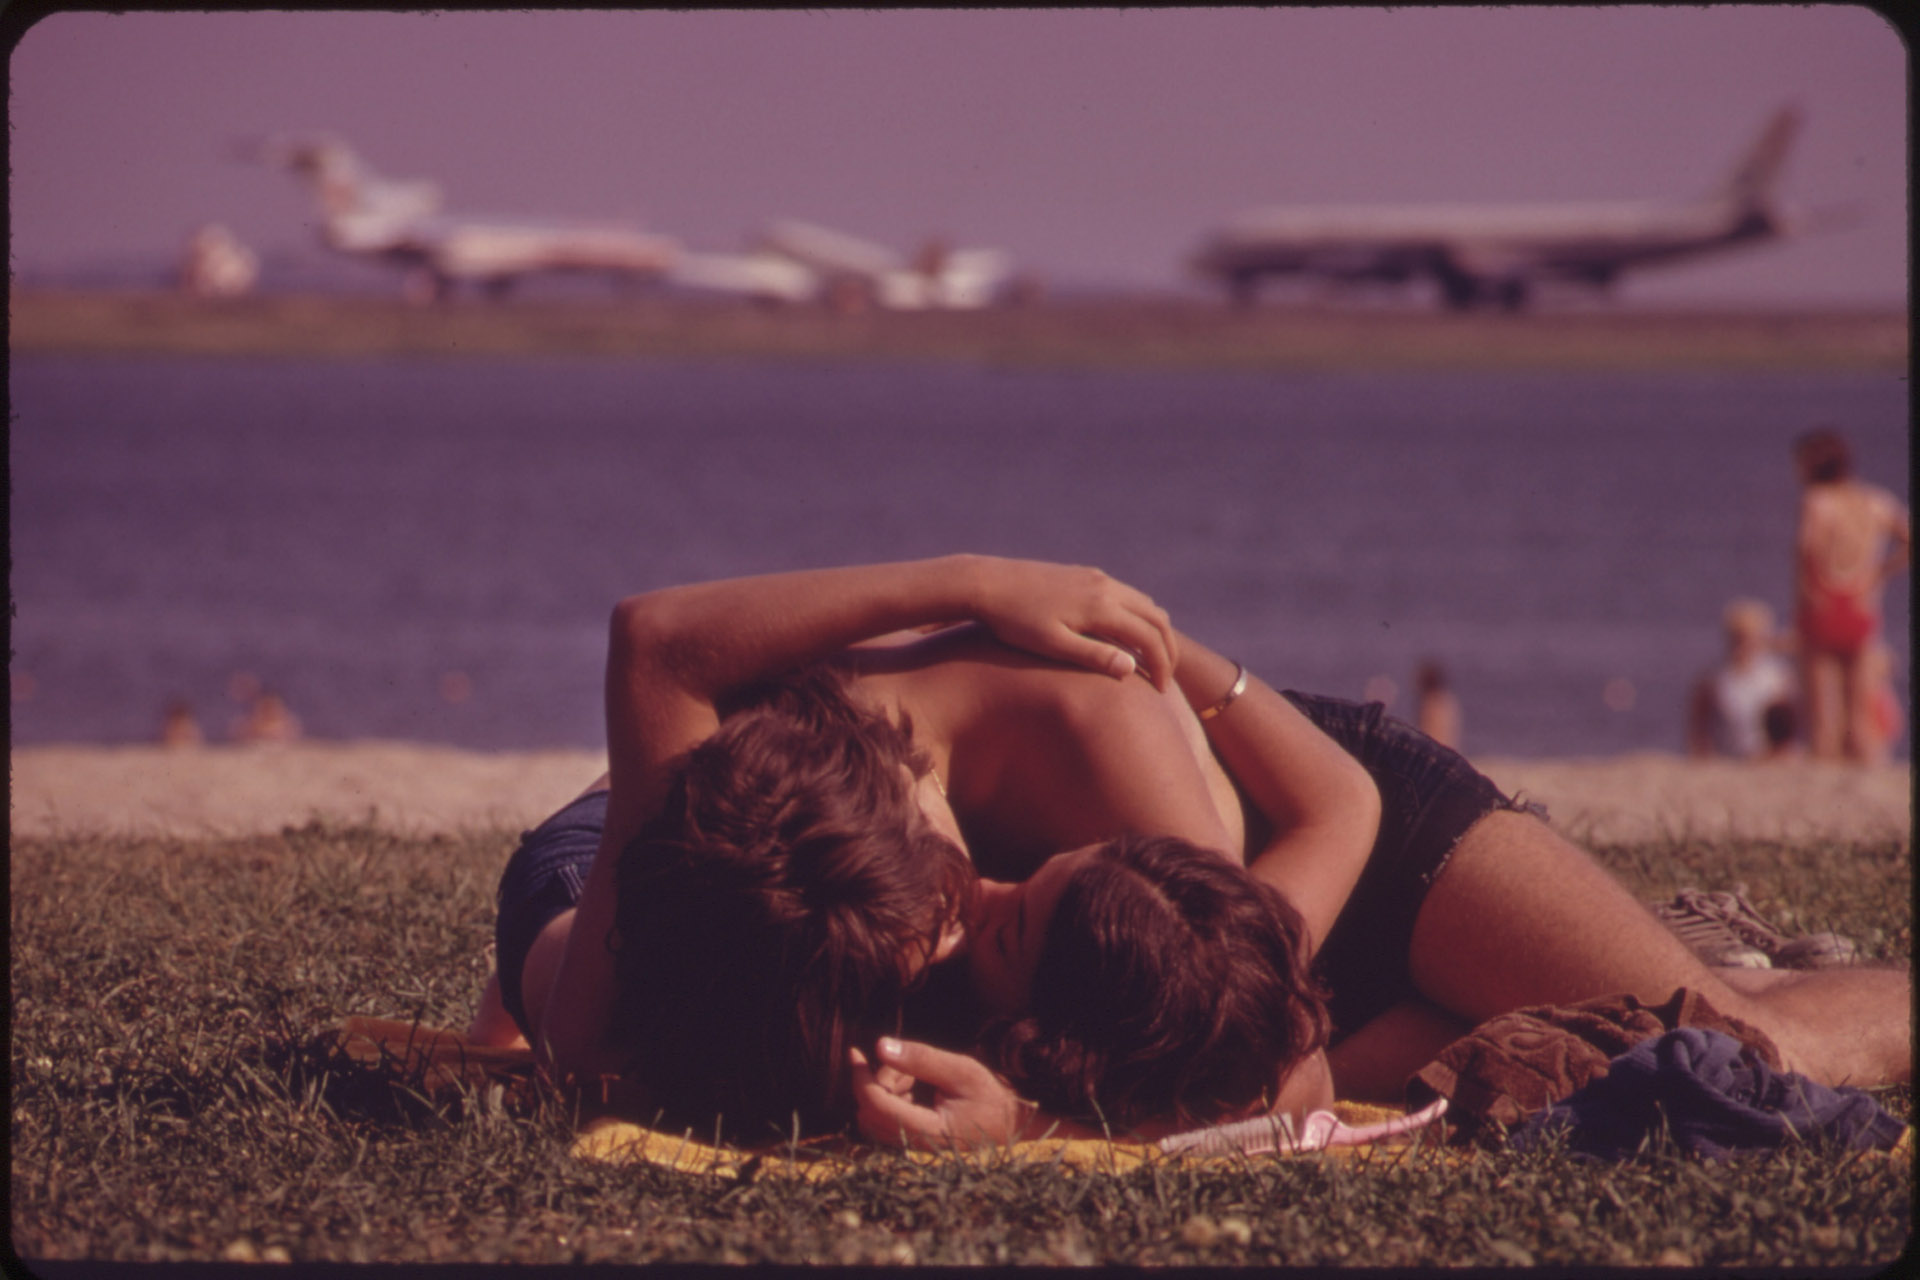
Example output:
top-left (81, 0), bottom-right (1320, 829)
top-left (608, 593), bottom-right (663, 647)
top-left (1342, 759), bottom-right (1382, 849)
top-left (607, 592), bottom-right (686, 667)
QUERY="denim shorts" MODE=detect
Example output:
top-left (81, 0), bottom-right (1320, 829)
top-left (494, 789), bottom-right (608, 1040)
top-left (1281, 690), bottom-right (1542, 1039)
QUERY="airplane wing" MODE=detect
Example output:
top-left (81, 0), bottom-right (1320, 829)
top-left (759, 221), bottom-right (904, 278)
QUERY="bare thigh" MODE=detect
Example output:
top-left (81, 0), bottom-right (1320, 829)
top-left (467, 971), bottom-right (532, 1049)
top-left (1800, 650), bottom-right (1845, 757)
top-left (517, 908), bottom-right (577, 1048)
top-left (1408, 810), bottom-right (1734, 1021)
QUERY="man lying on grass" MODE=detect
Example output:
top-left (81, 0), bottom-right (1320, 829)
top-left (467, 556), bottom-right (1911, 1146)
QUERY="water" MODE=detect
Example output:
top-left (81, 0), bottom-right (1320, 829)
top-left (9, 354), bottom-right (1909, 758)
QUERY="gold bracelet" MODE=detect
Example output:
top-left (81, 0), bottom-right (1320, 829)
top-left (1197, 662), bottom-right (1249, 721)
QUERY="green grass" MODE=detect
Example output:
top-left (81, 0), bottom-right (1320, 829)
top-left (10, 821), bottom-right (1911, 1266)
top-left (10, 288), bottom-right (1911, 372)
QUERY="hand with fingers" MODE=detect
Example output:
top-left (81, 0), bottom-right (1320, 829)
top-left (849, 1036), bottom-right (1034, 1150)
top-left (965, 558), bottom-right (1178, 690)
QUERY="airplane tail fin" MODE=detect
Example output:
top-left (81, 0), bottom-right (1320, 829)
top-left (1714, 105), bottom-right (1801, 210)
top-left (240, 134), bottom-right (441, 224)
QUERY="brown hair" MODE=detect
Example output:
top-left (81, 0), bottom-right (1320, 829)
top-left (1795, 427), bottom-right (1853, 484)
top-left (607, 667), bottom-right (972, 1139)
top-left (984, 835), bottom-right (1329, 1131)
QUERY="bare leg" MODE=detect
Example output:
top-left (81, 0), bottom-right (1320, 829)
top-left (466, 970), bottom-right (531, 1049)
top-left (1836, 649), bottom-right (1875, 763)
top-left (1407, 810), bottom-right (1909, 1087)
top-left (1713, 965), bottom-right (1910, 1087)
top-left (1325, 1000), bottom-right (1473, 1103)
top-left (1801, 649), bottom-right (1844, 759)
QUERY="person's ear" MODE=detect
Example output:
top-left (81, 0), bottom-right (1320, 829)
top-left (930, 914), bottom-right (966, 964)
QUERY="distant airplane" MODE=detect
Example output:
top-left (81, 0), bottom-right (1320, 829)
top-left (1190, 105), bottom-right (1835, 311)
top-left (242, 135), bottom-right (681, 302)
top-left (246, 135), bottom-right (1024, 309)
top-left (754, 220), bottom-right (1017, 311)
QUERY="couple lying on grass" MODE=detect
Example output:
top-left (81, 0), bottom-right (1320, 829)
top-left (465, 556), bottom-right (1910, 1147)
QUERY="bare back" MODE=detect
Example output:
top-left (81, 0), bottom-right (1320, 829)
top-left (845, 626), bottom-right (1251, 881)
top-left (1797, 480), bottom-right (1907, 600)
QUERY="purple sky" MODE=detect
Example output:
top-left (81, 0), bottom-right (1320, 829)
top-left (8, 7), bottom-right (1908, 304)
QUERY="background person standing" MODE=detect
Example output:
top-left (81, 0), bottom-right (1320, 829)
top-left (1791, 428), bottom-right (1910, 762)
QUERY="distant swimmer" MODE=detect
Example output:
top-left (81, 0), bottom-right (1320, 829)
top-left (233, 689), bottom-right (303, 745)
top-left (1791, 428), bottom-right (1910, 762)
top-left (1412, 659), bottom-right (1462, 751)
top-left (1687, 599), bottom-right (1795, 760)
top-left (159, 698), bottom-right (205, 748)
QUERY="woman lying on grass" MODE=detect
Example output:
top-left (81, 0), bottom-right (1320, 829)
top-left (469, 556), bottom-right (1911, 1145)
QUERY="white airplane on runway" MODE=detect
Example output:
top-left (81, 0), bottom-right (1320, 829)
top-left (244, 135), bottom-right (682, 302)
top-left (247, 136), bottom-right (1019, 309)
top-left (754, 220), bottom-right (1016, 311)
top-left (1191, 106), bottom-right (1846, 311)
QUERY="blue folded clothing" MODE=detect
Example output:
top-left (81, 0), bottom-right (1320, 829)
top-left (1511, 1027), bottom-right (1905, 1160)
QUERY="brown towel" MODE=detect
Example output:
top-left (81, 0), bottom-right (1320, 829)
top-left (1406, 988), bottom-right (1782, 1132)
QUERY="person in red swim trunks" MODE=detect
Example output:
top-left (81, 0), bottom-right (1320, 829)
top-left (1791, 428), bottom-right (1910, 761)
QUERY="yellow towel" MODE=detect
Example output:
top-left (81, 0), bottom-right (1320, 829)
top-left (330, 1020), bottom-right (1453, 1176)
top-left (569, 1101), bottom-right (1428, 1179)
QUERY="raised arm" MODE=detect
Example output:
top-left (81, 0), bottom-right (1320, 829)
top-left (533, 555), bottom-right (1178, 1076)
top-left (1173, 637), bottom-right (1380, 957)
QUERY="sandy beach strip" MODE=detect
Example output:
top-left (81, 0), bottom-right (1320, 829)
top-left (9, 743), bottom-right (608, 842)
top-left (9, 742), bottom-right (1910, 846)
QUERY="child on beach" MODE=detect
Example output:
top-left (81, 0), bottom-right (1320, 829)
top-left (1686, 598), bottom-right (1796, 760)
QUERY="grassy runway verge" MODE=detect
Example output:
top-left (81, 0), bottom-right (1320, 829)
top-left (9, 823), bottom-right (1911, 1266)
top-left (10, 288), bottom-right (1910, 370)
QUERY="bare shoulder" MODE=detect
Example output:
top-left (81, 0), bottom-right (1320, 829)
top-left (859, 624), bottom-right (1181, 741)
top-left (854, 630), bottom-right (1240, 870)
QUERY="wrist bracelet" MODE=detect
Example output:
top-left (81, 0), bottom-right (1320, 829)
top-left (1197, 662), bottom-right (1249, 721)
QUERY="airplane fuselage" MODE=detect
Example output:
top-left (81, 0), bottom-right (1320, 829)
top-left (1194, 199), bottom-right (1776, 304)
top-left (1193, 107), bottom-right (1805, 310)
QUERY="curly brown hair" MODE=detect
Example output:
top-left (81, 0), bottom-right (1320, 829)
top-left (983, 835), bottom-right (1329, 1132)
top-left (607, 667), bottom-right (972, 1140)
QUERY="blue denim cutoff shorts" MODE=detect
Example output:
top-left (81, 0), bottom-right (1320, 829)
top-left (494, 789), bottom-right (609, 1040)
top-left (1280, 690), bottom-right (1544, 1040)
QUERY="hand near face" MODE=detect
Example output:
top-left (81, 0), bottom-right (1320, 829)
top-left (849, 1037), bottom-right (1032, 1149)
top-left (966, 558), bottom-right (1178, 691)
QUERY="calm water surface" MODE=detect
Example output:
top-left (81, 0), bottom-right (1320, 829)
top-left (9, 355), bottom-right (1909, 758)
